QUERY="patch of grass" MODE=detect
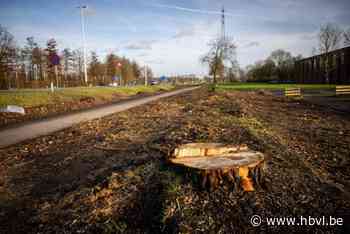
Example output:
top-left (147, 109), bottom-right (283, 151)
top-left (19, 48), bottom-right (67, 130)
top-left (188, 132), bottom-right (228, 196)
top-left (164, 172), bottom-right (183, 196)
top-left (0, 91), bottom-right (56, 107)
top-left (236, 115), bottom-right (290, 149)
top-left (207, 84), bottom-right (216, 92)
top-left (237, 116), bottom-right (269, 135)
top-left (158, 168), bottom-right (184, 227)
top-left (217, 82), bottom-right (336, 91)
top-left (0, 85), bottom-right (174, 108)
top-left (238, 116), bottom-right (263, 127)
top-left (102, 219), bottom-right (127, 234)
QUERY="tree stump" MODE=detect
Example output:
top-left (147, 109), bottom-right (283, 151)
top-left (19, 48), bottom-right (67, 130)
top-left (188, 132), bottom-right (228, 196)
top-left (169, 143), bottom-right (265, 191)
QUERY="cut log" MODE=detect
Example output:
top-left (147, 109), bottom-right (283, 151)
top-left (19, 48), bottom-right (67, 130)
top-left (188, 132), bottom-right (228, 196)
top-left (173, 143), bottom-right (248, 158)
top-left (170, 143), bottom-right (265, 192)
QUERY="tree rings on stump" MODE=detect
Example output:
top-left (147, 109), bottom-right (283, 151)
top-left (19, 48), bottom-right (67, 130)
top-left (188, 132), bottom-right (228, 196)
top-left (169, 143), bottom-right (265, 192)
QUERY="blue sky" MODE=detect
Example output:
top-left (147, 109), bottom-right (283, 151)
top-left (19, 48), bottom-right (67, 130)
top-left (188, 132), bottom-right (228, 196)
top-left (1, 0), bottom-right (349, 76)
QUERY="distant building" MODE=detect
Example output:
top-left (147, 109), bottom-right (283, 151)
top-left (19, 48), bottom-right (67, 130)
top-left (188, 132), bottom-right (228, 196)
top-left (294, 46), bottom-right (350, 84)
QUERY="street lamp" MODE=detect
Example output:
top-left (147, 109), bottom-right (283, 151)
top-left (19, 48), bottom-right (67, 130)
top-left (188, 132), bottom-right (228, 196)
top-left (77, 5), bottom-right (88, 84)
top-left (144, 65), bottom-right (148, 86)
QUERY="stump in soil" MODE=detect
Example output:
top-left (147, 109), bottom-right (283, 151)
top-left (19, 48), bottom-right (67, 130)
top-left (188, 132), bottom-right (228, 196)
top-left (169, 143), bottom-right (265, 192)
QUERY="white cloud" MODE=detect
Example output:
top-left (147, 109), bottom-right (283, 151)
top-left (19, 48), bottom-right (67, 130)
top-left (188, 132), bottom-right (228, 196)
top-left (242, 41), bottom-right (260, 48)
top-left (135, 21), bottom-right (218, 76)
top-left (124, 40), bottom-right (157, 50)
top-left (144, 59), bottom-right (165, 64)
top-left (173, 27), bottom-right (196, 39)
top-left (150, 3), bottom-right (243, 17)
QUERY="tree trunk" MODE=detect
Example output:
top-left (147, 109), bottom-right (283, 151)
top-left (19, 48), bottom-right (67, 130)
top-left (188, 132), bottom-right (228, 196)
top-left (211, 70), bottom-right (217, 91)
top-left (170, 143), bottom-right (265, 191)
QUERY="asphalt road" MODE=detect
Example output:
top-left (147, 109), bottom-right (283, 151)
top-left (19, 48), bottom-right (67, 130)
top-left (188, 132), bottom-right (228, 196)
top-left (0, 86), bottom-right (199, 148)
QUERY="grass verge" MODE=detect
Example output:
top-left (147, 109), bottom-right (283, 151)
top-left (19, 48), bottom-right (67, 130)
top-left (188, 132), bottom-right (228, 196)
top-left (217, 82), bottom-right (336, 91)
top-left (0, 85), bottom-right (174, 107)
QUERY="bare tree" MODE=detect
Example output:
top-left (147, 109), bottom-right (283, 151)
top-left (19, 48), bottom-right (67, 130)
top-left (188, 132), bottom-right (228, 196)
top-left (268, 49), bottom-right (294, 81)
top-left (0, 25), bottom-right (15, 65)
top-left (269, 49), bottom-right (292, 67)
top-left (201, 37), bottom-right (237, 87)
top-left (131, 61), bottom-right (141, 82)
top-left (62, 48), bottom-right (73, 80)
top-left (317, 23), bottom-right (343, 83)
top-left (344, 28), bottom-right (350, 46)
top-left (22, 37), bottom-right (38, 80)
top-left (318, 23), bottom-right (342, 54)
top-left (88, 51), bottom-right (100, 85)
top-left (0, 23), bottom-right (150, 89)
top-left (72, 49), bottom-right (84, 82)
top-left (0, 25), bottom-right (16, 89)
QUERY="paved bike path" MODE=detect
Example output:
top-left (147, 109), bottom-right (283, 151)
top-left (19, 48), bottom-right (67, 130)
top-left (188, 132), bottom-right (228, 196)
top-left (0, 86), bottom-right (199, 148)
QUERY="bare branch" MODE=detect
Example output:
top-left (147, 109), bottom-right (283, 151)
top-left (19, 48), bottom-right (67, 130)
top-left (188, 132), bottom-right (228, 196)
top-left (344, 28), bottom-right (350, 46)
top-left (318, 23), bottom-right (342, 53)
top-left (0, 24), bottom-right (16, 73)
top-left (200, 37), bottom-right (237, 85)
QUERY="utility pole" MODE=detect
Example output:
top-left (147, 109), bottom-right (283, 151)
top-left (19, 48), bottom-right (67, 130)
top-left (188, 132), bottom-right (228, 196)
top-left (221, 6), bottom-right (225, 40)
top-left (78, 5), bottom-right (88, 85)
top-left (54, 65), bottom-right (58, 88)
top-left (144, 65), bottom-right (148, 86)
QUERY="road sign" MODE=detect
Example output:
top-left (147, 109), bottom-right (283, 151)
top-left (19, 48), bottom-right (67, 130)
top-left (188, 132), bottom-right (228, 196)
top-left (159, 76), bottom-right (168, 81)
top-left (112, 76), bottom-right (120, 81)
top-left (49, 54), bottom-right (60, 66)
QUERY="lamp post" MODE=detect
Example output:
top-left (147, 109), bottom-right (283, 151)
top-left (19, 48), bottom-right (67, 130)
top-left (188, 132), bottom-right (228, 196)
top-left (78, 5), bottom-right (88, 85)
top-left (117, 62), bottom-right (122, 86)
top-left (144, 65), bottom-right (148, 86)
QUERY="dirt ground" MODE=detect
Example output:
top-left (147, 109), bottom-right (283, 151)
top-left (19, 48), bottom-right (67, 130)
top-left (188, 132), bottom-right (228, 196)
top-left (303, 95), bottom-right (350, 114)
top-left (0, 88), bottom-right (349, 233)
top-left (273, 89), bottom-right (350, 114)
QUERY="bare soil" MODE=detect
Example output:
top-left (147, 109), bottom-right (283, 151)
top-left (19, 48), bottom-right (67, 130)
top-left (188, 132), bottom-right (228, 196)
top-left (0, 88), bottom-right (349, 233)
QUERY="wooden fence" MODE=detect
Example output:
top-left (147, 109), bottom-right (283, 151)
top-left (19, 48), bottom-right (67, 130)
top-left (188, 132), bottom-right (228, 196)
top-left (294, 46), bottom-right (350, 84)
top-left (285, 88), bottom-right (301, 97)
top-left (336, 85), bottom-right (350, 95)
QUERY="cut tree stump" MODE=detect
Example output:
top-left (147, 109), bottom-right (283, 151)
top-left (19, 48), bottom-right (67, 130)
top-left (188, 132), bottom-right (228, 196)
top-left (170, 143), bottom-right (265, 192)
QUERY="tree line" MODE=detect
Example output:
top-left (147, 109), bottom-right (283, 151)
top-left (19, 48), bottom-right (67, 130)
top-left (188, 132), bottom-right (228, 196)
top-left (245, 23), bottom-right (350, 82)
top-left (245, 50), bottom-right (302, 82)
top-left (0, 24), bottom-right (153, 89)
